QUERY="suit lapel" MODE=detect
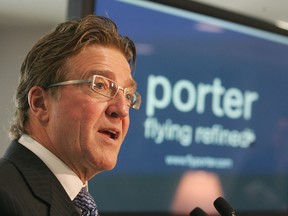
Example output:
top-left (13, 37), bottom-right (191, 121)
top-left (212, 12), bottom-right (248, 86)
top-left (4, 140), bottom-right (80, 215)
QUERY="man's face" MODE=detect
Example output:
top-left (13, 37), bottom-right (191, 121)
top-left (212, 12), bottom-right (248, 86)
top-left (47, 45), bottom-right (134, 181)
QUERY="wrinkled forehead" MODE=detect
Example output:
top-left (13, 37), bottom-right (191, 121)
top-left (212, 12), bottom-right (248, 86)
top-left (63, 45), bottom-right (136, 86)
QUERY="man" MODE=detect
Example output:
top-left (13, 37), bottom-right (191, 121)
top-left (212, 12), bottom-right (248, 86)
top-left (0, 15), bottom-right (141, 215)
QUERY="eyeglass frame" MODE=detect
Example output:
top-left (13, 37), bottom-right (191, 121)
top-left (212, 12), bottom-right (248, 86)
top-left (47, 75), bottom-right (141, 110)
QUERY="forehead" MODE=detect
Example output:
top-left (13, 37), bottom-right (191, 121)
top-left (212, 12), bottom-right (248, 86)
top-left (65, 45), bottom-right (134, 85)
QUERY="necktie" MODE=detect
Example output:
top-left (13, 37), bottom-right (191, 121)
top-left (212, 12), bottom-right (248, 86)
top-left (73, 187), bottom-right (99, 216)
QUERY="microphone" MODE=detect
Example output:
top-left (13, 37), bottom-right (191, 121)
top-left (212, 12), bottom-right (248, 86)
top-left (213, 197), bottom-right (236, 216)
top-left (189, 207), bottom-right (209, 216)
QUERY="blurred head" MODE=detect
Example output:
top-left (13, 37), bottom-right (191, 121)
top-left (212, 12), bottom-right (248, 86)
top-left (10, 15), bottom-right (138, 181)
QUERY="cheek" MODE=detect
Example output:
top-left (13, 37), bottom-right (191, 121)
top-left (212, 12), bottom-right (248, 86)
top-left (53, 99), bottom-right (102, 137)
top-left (78, 102), bottom-right (106, 134)
top-left (122, 117), bottom-right (130, 138)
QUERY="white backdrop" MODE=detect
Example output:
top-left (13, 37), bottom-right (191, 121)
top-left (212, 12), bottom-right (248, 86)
top-left (0, 0), bottom-right (67, 155)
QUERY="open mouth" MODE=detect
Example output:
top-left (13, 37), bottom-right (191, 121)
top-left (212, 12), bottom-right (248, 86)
top-left (99, 129), bottom-right (119, 140)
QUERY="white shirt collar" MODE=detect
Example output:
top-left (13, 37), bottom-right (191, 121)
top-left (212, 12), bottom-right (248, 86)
top-left (18, 134), bottom-right (84, 200)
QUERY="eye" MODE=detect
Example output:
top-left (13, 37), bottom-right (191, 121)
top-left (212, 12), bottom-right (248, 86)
top-left (126, 92), bottom-right (137, 105)
top-left (125, 93), bottom-right (132, 100)
top-left (93, 77), bottom-right (110, 92)
top-left (124, 89), bottom-right (133, 99)
top-left (93, 82), bottom-right (108, 93)
top-left (94, 82), bottom-right (105, 90)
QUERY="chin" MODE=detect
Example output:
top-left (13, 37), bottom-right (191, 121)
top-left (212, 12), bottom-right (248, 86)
top-left (93, 158), bottom-right (118, 171)
top-left (104, 161), bottom-right (117, 170)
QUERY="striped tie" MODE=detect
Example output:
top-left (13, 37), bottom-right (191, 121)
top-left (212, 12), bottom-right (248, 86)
top-left (73, 187), bottom-right (99, 216)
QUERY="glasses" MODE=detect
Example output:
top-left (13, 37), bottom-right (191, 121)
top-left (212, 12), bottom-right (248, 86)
top-left (47, 75), bottom-right (141, 110)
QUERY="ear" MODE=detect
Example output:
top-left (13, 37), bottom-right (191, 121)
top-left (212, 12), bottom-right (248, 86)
top-left (28, 86), bottom-right (50, 123)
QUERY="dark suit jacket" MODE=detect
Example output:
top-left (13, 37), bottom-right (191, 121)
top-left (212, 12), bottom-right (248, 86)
top-left (0, 140), bottom-right (80, 216)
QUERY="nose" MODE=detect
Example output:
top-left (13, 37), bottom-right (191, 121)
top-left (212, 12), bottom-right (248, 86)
top-left (106, 89), bottom-right (129, 119)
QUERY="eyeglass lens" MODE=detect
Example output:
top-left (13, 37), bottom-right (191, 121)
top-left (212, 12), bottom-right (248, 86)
top-left (92, 75), bottom-right (140, 109)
